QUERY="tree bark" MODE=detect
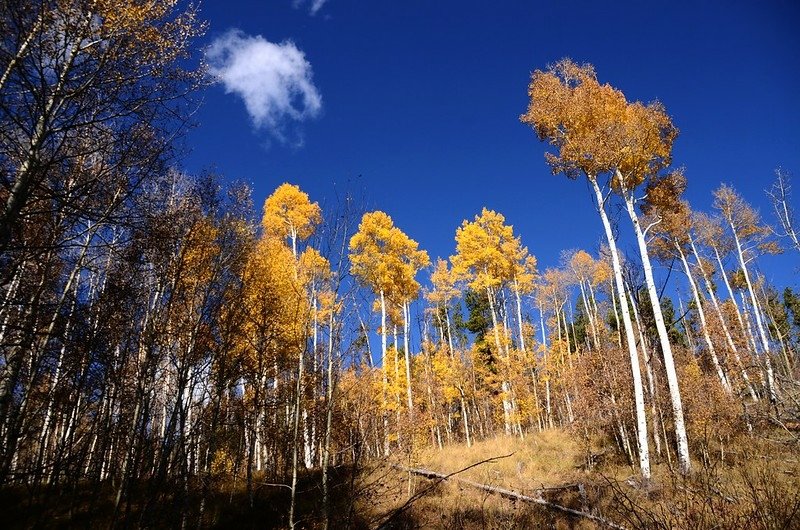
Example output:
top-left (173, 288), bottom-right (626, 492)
top-left (590, 177), bottom-right (651, 480)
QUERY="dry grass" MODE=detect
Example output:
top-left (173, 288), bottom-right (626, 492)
top-left (412, 430), bottom-right (583, 493)
top-left (356, 431), bottom-right (599, 529)
top-left (355, 429), bottom-right (800, 530)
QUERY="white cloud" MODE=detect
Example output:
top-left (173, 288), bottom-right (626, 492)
top-left (206, 30), bottom-right (322, 139)
top-left (292, 0), bottom-right (328, 16)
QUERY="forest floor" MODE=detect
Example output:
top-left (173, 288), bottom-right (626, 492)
top-left (2, 428), bottom-right (798, 529)
top-left (357, 429), bottom-right (800, 529)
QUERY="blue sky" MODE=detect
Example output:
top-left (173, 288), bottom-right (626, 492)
top-left (184, 1), bottom-right (800, 292)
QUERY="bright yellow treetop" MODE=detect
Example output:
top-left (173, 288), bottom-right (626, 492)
top-left (262, 183), bottom-right (322, 254)
top-left (426, 258), bottom-right (461, 307)
top-left (520, 59), bottom-right (677, 191)
top-left (451, 208), bottom-right (523, 292)
top-left (349, 211), bottom-right (430, 303)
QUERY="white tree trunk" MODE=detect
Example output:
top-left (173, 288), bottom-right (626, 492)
top-left (622, 186), bottom-right (689, 474)
top-left (591, 178), bottom-right (651, 480)
top-left (538, 303), bottom-right (553, 429)
top-left (689, 237), bottom-right (757, 401)
top-left (677, 243), bottom-right (731, 393)
top-left (487, 286), bottom-right (513, 435)
top-left (403, 300), bottom-right (414, 418)
top-left (730, 225), bottom-right (778, 403)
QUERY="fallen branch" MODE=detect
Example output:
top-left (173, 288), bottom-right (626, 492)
top-left (375, 453), bottom-right (514, 529)
top-left (397, 464), bottom-right (626, 530)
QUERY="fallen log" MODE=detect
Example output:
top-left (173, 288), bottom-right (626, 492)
top-left (394, 464), bottom-right (625, 530)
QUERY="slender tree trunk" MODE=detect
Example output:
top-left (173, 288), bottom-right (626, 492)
top-left (677, 243), bottom-right (731, 393)
top-left (578, 279), bottom-right (600, 348)
top-left (729, 226), bottom-right (778, 403)
top-left (513, 281), bottom-right (527, 352)
top-left (590, 177), bottom-right (651, 480)
top-left (458, 387), bottom-right (472, 447)
top-left (444, 302), bottom-right (455, 355)
top-left (322, 309), bottom-right (336, 530)
top-left (690, 238), bottom-right (757, 400)
top-left (627, 283), bottom-right (662, 458)
top-left (610, 283), bottom-right (623, 349)
top-left (713, 246), bottom-right (759, 356)
top-left (538, 303), bottom-right (553, 429)
top-left (403, 301), bottom-right (414, 418)
top-left (289, 341), bottom-right (305, 529)
top-left (621, 186), bottom-right (688, 474)
top-left (487, 286), bottom-right (513, 435)
top-left (379, 290), bottom-right (389, 454)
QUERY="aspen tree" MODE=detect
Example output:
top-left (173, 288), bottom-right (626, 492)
top-left (0, 0), bottom-right (205, 249)
top-left (569, 250), bottom-right (602, 349)
top-left (643, 172), bottom-right (732, 394)
top-left (688, 213), bottom-right (758, 401)
top-left (263, 183), bottom-right (322, 259)
top-left (261, 183), bottom-right (322, 529)
top-left (451, 208), bottom-right (522, 435)
top-left (427, 258), bottom-right (461, 355)
top-left (299, 247), bottom-right (331, 468)
top-left (349, 212), bottom-right (429, 433)
top-left (714, 184), bottom-right (781, 403)
top-left (521, 60), bottom-right (656, 477)
top-left (694, 214), bottom-right (761, 357)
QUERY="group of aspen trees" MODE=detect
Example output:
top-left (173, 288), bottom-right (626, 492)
top-left (0, 1), bottom-right (799, 525)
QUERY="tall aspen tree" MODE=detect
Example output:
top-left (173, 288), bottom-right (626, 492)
top-left (521, 60), bottom-right (661, 476)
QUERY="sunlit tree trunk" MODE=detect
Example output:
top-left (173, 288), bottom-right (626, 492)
top-left (578, 279), bottom-right (600, 348)
top-left (487, 286), bottom-right (513, 435)
top-left (676, 243), bottom-right (731, 393)
top-left (689, 237), bottom-right (757, 401)
top-left (322, 309), bottom-right (336, 530)
top-left (379, 290), bottom-right (389, 454)
top-left (513, 280), bottom-right (527, 353)
top-left (403, 300), bottom-right (414, 418)
top-left (609, 283), bottom-right (623, 349)
top-left (621, 183), bottom-right (688, 474)
top-left (591, 177), bottom-right (651, 480)
top-left (538, 302), bottom-right (553, 430)
top-left (713, 245), bottom-right (759, 357)
top-left (626, 283), bottom-right (662, 458)
top-left (729, 225), bottom-right (778, 403)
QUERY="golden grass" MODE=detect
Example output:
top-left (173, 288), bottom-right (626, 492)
top-left (354, 431), bottom-right (594, 529)
top-left (355, 428), bottom-right (800, 529)
top-left (411, 430), bottom-right (583, 494)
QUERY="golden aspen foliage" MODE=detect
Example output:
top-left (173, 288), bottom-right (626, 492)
top-left (568, 250), bottom-right (596, 285)
top-left (262, 183), bottom-right (322, 250)
top-left (591, 257), bottom-right (612, 288)
top-left (713, 184), bottom-right (782, 257)
top-left (239, 236), bottom-right (307, 370)
top-left (520, 58), bottom-right (677, 190)
top-left (177, 217), bottom-right (220, 295)
top-left (299, 246), bottom-right (331, 290)
top-left (678, 358), bottom-right (740, 458)
top-left (512, 253), bottom-right (539, 295)
top-left (91, 0), bottom-right (203, 66)
top-left (427, 258), bottom-right (461, 307)
top-left (451, 208), bottom-right (521, 292)
top-left (349, 211), bottom-right (430, 302)
top-left (641, 170), bottom-right (693, 260)
top-left (382, 346), bottom-right (407, 412)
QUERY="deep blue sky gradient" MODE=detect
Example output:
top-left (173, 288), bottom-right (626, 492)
top-left (184, 1), bottom-right (800, 293)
